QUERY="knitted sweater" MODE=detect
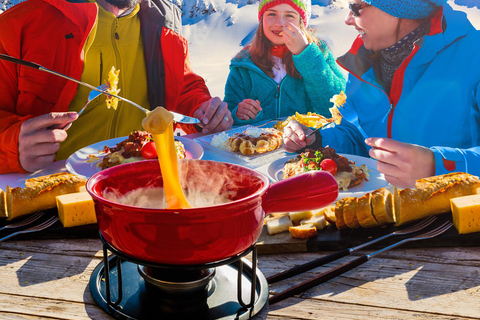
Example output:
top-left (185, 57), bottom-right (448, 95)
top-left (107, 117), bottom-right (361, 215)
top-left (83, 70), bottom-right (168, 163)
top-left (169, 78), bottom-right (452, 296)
top-left (223, 41), bottom-right (346, 125)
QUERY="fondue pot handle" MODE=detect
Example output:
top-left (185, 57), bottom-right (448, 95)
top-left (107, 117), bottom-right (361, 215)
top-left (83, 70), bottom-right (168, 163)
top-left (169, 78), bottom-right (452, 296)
top-left (262, 171), bottom-right (339, 215)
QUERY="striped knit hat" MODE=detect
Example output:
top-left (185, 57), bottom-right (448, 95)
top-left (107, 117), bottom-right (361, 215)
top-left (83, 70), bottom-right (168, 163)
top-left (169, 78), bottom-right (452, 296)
top-left (258, 0), bottom-right (312, 27)
top-left (364, 0), bottom-right (447, 19)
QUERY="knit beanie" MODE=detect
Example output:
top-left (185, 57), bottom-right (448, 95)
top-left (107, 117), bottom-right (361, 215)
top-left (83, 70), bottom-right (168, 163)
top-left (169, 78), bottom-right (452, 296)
top-left (363, 0), bottom-right (447, 19)
top-left (258, 0), bottom-right (312, 27)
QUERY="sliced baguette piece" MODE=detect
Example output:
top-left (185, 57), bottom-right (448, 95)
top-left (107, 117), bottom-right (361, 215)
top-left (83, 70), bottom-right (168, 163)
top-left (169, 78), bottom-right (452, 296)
top-left (395, 172), bottom-right (480, 226)
top-left (356, 192), bottom-right (380, 228)
top-left (335, 198), bottom-right (348, 229)
top-left (321, 205), bottom-right (336, 224)
top-left (343, 197), bottom-right (361, 228)
top-left (266, 214), bottom-right (293, 235)
top-left (371, 188), bottom-right (395, 225)
top-left (6, 173), bottom-right (86, 220)
top-left (289, 224), bottom-right (317, 239)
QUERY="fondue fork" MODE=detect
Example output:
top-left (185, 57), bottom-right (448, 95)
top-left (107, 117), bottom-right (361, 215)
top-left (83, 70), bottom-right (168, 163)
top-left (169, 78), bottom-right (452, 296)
top-left (268, 220), bottom-right (453, 305)
top-left (0, 211), bottom-right (45, 232)
top-left (0, 216), bottom-right (59, 242)
top-left (267, 216), bottom-right (437, 284)
top-left (0, 54), bottom-right (200, 125)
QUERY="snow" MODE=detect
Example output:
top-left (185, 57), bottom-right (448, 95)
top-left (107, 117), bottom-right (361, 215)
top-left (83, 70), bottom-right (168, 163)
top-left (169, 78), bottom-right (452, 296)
top-left (1, 0), bottom-right (479, 98)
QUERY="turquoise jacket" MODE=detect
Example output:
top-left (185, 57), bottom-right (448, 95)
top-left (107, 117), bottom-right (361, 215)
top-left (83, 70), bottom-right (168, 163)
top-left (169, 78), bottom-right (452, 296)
top-left (224, 41), bottom-right (346, 125)
top-left (321, 4), bottom-right (480, 176)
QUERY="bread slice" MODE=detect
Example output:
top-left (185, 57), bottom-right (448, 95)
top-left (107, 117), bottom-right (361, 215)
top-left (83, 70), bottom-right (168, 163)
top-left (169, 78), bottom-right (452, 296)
top-left (371, 188), bottom-right (395, 225)
top-left (6, 173), bottom-right (86, 220)
top-left (395, 172), bottom-right (480, 226)
top-left (343, 197), bottom-right (361, 228)
top-left (356, 192), bottom-right (379, 228)
top-left (334, 198), bottom-right (348, 229)
top-left (0, 189), bottom-right (6, 218)
top-left (321, 205), bottom-right (336, 224)
top-left (289, 224), bottom-right (317, 239)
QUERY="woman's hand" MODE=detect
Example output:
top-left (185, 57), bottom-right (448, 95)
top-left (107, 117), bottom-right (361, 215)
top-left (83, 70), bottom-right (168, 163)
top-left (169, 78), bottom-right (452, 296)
top-left (365, 137), bottom-right (435, 188)
top-left (283, 120), bottom-right (317, 152)
top-left (18, 112), bottom-right (78, 172)
top-left (282, 22), bottom-right (308, 55)
top-left (236, 99), bottom-right (262, 120)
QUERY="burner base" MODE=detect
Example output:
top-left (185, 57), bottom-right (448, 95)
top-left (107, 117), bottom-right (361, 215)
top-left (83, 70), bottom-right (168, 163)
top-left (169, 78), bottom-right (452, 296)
top-left (89, 256), bottom-right (269, 320)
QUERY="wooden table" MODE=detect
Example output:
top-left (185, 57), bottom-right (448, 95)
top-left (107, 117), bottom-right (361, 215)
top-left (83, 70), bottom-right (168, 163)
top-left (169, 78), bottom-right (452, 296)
top-left (0, 237), bottom-right (479, 319)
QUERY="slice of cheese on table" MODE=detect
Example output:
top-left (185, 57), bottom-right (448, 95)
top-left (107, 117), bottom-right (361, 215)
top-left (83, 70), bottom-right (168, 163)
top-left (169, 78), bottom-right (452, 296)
top-left (450, 194), bottom-right (480, 234)
top-left (265, 214), bottom-right (292, 235)
top-left (56, 192), bottom-right (97, 228)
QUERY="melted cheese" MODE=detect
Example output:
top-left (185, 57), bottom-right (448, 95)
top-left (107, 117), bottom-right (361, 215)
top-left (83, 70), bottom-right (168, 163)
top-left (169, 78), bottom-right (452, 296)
top-left (450, 194), bottom-right (480, 234)
top-left (56, 192), bottom-right (97, 228)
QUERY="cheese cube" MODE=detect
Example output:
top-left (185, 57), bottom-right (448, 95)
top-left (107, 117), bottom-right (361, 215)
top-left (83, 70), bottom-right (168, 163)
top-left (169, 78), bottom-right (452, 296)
top-left (56, 192), bottom-right (97, 228)
top-left (265, 215), bottom-right (293, 235)
top-left (300, 214), bottom-right (327, 230)
top-left (450, 194), bottom-right (480, 234)
top-left (288, 210), bottom-right (314, 223)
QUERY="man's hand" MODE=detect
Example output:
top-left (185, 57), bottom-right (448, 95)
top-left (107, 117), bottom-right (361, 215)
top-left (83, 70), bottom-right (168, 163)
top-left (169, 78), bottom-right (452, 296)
top-left (236, 99), bottom-right (261, 120)
top-left (365, 137), bottom-right (435, 188)
top-left (282, 22), bottom-right (308, 55)
top-left (282, 120), bottom-right (317, 153)
top-left (193, 97), bottom-right (233, 134)
top-left (18, 112), bottom-right (78, 172)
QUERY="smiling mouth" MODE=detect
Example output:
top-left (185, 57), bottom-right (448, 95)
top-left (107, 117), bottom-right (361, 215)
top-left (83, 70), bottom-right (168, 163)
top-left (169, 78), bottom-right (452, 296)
top-left (272, 30), bottom-right (283, 36)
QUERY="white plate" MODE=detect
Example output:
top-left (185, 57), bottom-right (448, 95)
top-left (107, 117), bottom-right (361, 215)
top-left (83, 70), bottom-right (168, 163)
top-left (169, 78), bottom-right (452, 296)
top-left (194, 125), bottom-right (284, 162)
top-left (66, 136), bottom-right (204, 179)
top-left (267, 153), bottom-right (390, 200)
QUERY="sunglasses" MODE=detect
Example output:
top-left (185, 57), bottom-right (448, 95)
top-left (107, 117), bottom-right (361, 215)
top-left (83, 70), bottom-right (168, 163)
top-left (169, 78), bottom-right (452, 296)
top-left (348, 2), bottom-right (370, 17)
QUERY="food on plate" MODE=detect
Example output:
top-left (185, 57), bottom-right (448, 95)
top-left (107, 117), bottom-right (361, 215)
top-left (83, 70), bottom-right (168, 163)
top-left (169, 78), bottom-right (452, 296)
top-left (211, 127), bottom-right (283, 155)
top-left (283, 147), bottom-right (369, 191)
top-left (105, 66), bottom-right (120, 110)
top-left (56, 191), bottom-right (97, 228)
top-left (274, 91), bottom-right (347, 130)
top-left (98, 130), bottom-right (186, 169)
top-left (5, 173), bottom-right (86, 221)
top-left (274, 112), bottom-right (333, 131)
top-left (450, 194), bottom-right (480, 234)
top-left (394, 172), bottom-right (480, 226)
top-left (289, 224), bottom-right (317, 239)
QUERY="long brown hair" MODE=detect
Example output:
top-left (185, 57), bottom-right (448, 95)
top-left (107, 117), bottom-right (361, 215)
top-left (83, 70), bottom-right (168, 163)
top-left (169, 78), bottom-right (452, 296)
top-left (238, 18), bottom-right (319, 79)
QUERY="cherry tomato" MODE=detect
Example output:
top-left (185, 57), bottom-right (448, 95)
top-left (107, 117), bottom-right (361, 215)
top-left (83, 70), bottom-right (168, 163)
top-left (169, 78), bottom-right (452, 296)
top-left (141, 141), bottom-right (158, 159)
top-left (320, 159), bottom-right (337, 176)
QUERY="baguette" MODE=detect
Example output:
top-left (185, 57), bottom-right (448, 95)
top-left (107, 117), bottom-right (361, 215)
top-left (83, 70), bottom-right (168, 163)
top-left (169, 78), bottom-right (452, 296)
top-left (0, 189), bottom-right (6, 218)
top-left (343, 197), bottom-right (361, 228)
top-left (335, 198), bottom-right (348, 229)
top-left (6, 173), bottom-right (86, 220)
top-left (394, 172), bottom-right (480, 226)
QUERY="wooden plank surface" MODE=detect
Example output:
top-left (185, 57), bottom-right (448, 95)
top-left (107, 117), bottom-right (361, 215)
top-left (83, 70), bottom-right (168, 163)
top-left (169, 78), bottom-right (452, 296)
top-left (0, 238), bottom-right (479, 319)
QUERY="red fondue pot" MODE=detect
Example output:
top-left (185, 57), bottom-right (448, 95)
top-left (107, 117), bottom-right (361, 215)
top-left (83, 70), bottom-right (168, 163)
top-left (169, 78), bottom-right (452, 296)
top-left (87, 159), bottom-right (338, 265)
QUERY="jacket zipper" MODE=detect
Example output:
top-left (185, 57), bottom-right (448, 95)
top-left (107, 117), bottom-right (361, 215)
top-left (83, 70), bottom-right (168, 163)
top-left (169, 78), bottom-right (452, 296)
top-left (275, 84), bottom-right (280, 118)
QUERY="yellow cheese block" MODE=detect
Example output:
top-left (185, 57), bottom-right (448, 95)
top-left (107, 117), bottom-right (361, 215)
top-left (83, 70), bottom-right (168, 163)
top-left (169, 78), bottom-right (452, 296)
top-left (56, 192), bottom-right (97, 228)
top-left (450, 194), bottom-right (480, 234)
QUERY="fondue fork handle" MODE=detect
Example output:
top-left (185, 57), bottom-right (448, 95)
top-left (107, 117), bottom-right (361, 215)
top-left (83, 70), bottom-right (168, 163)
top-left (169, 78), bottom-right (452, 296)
top-left (268, 220), bottom-right (453, 305)
top-left (266, 216), bottom-right (437, 284)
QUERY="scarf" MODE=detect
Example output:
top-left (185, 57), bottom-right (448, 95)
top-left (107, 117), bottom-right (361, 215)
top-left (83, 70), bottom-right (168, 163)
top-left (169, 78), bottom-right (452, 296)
top-left (271, 45), bottom-right (288, 58)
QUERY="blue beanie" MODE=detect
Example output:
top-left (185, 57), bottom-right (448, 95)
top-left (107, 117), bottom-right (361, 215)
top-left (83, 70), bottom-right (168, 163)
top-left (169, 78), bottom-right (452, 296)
top-left (363, 0), bottom-right (447, 19)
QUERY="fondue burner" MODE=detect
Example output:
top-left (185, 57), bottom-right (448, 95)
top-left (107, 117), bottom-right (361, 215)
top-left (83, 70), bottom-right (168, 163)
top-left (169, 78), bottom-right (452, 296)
top-left (89, 234), bottom-right (269, 320)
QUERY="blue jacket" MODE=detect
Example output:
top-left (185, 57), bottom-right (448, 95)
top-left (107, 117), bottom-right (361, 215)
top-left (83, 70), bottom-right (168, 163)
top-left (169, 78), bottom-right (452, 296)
top-left (321, 4), bottom-right (480, 176)
top-left (224, 41), bottom-right (346, 125)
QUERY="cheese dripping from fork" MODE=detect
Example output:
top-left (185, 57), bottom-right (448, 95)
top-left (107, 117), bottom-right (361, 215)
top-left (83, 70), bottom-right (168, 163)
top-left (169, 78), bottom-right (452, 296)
top-left (142, 107), bottom-right (191, 209)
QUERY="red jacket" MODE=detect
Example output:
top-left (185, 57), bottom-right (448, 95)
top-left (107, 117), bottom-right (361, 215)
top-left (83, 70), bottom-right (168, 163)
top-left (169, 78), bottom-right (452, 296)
top-left (0, 0), bottom-right (211, 173)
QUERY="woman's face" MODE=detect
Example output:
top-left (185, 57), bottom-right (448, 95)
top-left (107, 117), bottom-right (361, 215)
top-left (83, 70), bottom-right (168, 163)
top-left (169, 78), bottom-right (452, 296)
top-left (345, 1), bottom-right (400, 51)
top-left (262, 4), bottom-right (302, 45)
